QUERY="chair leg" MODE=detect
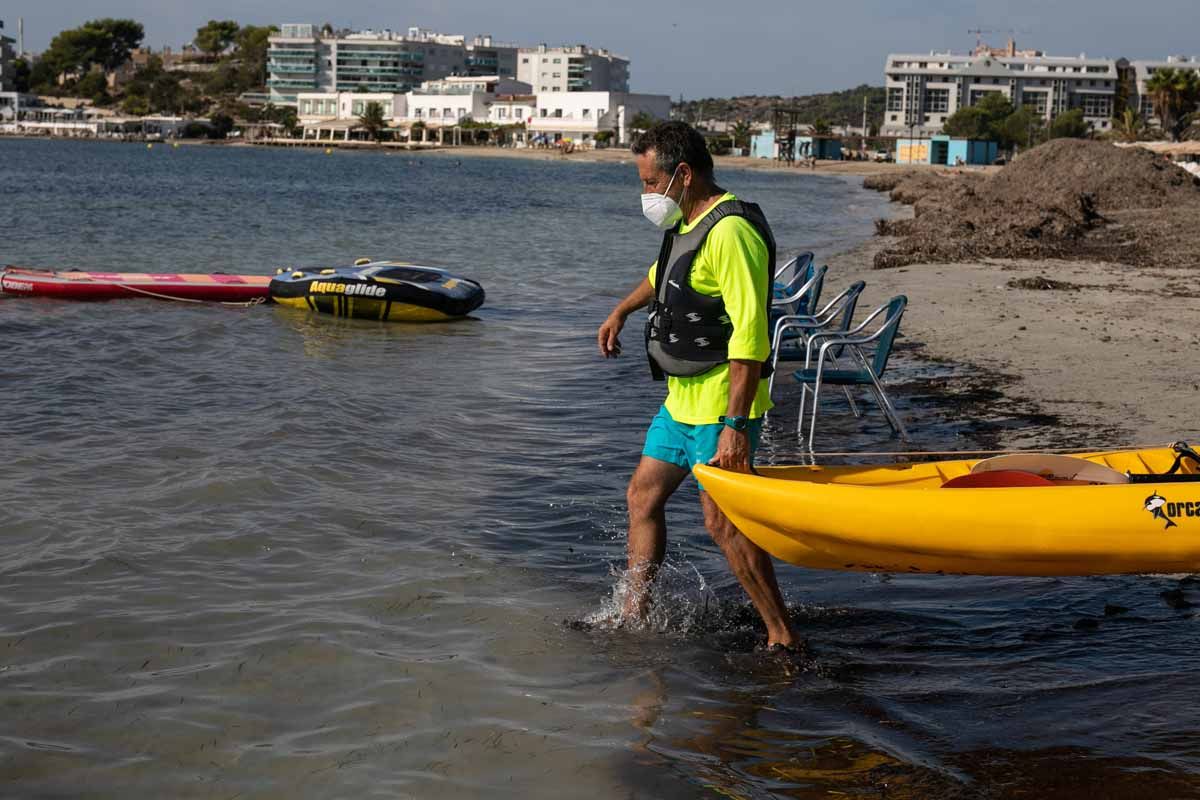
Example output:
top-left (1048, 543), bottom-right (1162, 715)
top-left (796, 383), bottom-right (809, 442)
top-left (865, 371), bottom-right (909, 441)
top-left (806, 375), bottom-right (823, 451)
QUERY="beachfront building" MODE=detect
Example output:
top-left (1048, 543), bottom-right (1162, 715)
top-left (267, 24), bottom-right (617, 108)
top-left (517, 44), bottom-right (629, 93)
top-left (297, 76), bottom-right (530, 126)
top-left (894, 135), bottom-right (998, 166)
top-left (0, 91), bottom-right (37, 124)
top-left (294, 76), bottom-right (666, 146)
top-left (528, 91), bottom-right (668, 146)
top-left (488, 95), bottom-right (536, 126)
top-left (882, 42), bottom-right (1122, 137)
top-left (1129, 56), bottom-right (1200, 124)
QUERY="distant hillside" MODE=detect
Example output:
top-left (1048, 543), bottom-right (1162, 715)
top-left (673, 85), bottom-right (886, 128)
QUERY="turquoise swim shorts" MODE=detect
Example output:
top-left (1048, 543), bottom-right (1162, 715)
top-left (641, 405), bottom-right (763, 483)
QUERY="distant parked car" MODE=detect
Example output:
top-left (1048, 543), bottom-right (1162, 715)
top-left (872, 149), bottom-right (892, 162)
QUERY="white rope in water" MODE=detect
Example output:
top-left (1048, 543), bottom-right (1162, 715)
top-left (117, 284), bottom-right (266, 307)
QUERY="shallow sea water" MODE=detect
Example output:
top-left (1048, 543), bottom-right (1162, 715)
top-left (1, 139), bottom-right (1197, 799)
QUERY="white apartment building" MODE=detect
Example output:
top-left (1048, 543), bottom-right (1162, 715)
top-left (269, 24), bottom-right (607, 107)
top-left (528, 91), bottom-right (669, 144)
top-left (297, 92), bottom-right (407, 122)
top-left (517, 44), bottom-right (629, 93)
top-left (883, 44), bottom-right (1122, 137)
top-left (295, 83), bottom-right (669, 145)
top-left (298, 76), bottom-right (533, 126)
top-left (1129, 55), bottom-right (1200, 121)
top-left (488, 95), bottom-right (536, 126)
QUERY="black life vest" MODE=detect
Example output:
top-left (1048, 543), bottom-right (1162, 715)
top-left (644, 199), bottom-right (777, 380)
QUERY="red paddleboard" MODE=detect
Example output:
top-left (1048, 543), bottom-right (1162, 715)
top-left (1, 266), bottom-right (272, 303)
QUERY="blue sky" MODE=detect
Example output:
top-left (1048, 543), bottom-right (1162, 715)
top-left (6, 0), bottom-right (1199, 97)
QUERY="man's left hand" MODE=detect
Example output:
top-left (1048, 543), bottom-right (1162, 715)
top-left (708, 427), bottom-right (751, 473)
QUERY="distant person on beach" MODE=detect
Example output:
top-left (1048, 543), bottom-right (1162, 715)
top-left (597, 121), bottom-right (801, 651)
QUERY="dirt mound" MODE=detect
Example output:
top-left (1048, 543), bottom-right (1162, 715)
top-left (866, 139), bottom-right (1200, 270)
top-left (986, 138), bottom-right (1198, 212)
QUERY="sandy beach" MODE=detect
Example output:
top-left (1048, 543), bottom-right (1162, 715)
top-left (824, 239), bottom-right (1200, 448)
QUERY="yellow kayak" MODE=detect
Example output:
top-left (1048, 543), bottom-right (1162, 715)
top-left (693, 446), bottom-right (1200, 576)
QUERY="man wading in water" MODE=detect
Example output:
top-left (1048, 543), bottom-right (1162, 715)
top-left (597, 122), bottom-right (801, 651)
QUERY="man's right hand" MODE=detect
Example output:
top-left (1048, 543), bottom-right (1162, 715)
top-left (598, 313), bottom-right (625, 358)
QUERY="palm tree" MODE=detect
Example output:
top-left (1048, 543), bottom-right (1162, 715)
top-left (1111, 108), bottom-right (1145, 143)
top-left (811, 118), bottom-right (833, 136)
top-left (357, 101), bottom-right (387, 143)
top-left (1145, 67), bottom-right (1200, 141)
top-left (731, 119), bottom-right (753, 150)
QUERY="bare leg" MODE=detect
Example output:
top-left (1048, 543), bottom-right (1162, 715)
top-left (623, 456), bottom-right (689, 620)
top-left (700, 491), bottom-right (800, 647)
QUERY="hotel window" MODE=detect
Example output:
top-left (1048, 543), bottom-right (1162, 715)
top-left (498, 107), bottom-right (508, 118)
top-left (969, 89), bottom-right (1001, 106)
top-left (414, 108), bottom-right (423, 117)
top-left (552, 72), bottom-right (560, 78)
top-left (540, 108), bottom-right (547, 117)
top-left (886, 87), bottom-right (904, 111)
top-left (582, 108), bottom-right (590, 118)
top-left (443, 108), bottom-right (453, 118)
top-left (553, 58), bottom-right (561, 64)
top-left (353, 101), bottom-right (364, 114)
top-left (1024, 92), bottom-right (1049, 115)
top-left (923, 88), bottom-right (949, 113)
top-left (1082, 95), bottom-right (1111, 117)
top-left (598, 108), bottom-right (605, 117)
top-left (300, 100), bottom-right (312, 113)
top-left (522, 57), bottom-right (529, 63)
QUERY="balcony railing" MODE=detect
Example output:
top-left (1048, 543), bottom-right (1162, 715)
top-left (336, 48), bottom-right (423, 60)
top-left (267, 78), bottom-right (319, 89)
top-left (337, 65), bottom-right (405, 75)
top-left (334, 82), bottom-right (410, 92)
top-left (268, 64), bottom-right (317, 75)
top-left (269, 48), bottom-right (320, 56)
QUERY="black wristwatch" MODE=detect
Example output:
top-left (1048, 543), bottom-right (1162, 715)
top-left (719, 415), bottom-right (750, 432)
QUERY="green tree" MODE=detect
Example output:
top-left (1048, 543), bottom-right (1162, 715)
top-left (121, 93), bottom-right (150, 115)
top-left (731, 119), bottom-right (753, 149)
top-left (1048, 109), bottom-right (1089, 139)
top-left (194, 20), bottom-right (240, 60)
top-left (40, 18), bottom-right (144, 80)
top-left (943, 92), bottom-right (1014, 141)
top-left (409, 120), bottom-right (426, 142)
top-left (629, 111), bottom-right (658, 134)
top-left (994, 106), bottom-right (1042, 150)
top-left (357, 101), bottom-right (388, 142)
top-left (811, 117), bottom-right (832, 136)
top-left (121, 55), bottom-right (202, 115)
top-left (1111, 108), bottom-right (1145, 143)
top-left (1145, 67), bottom-right (1200, 141)
top-left (209, 112), bottom-right (235, 138)
top-left (11, 57), bottom-right (31, 92)
top-left (74, 70), bottom-right (111, 104)
top-left (233, 25), bottom-right (277, 89)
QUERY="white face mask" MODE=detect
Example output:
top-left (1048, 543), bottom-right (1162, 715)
top-left (641, 166), bottom-right (684, 230)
